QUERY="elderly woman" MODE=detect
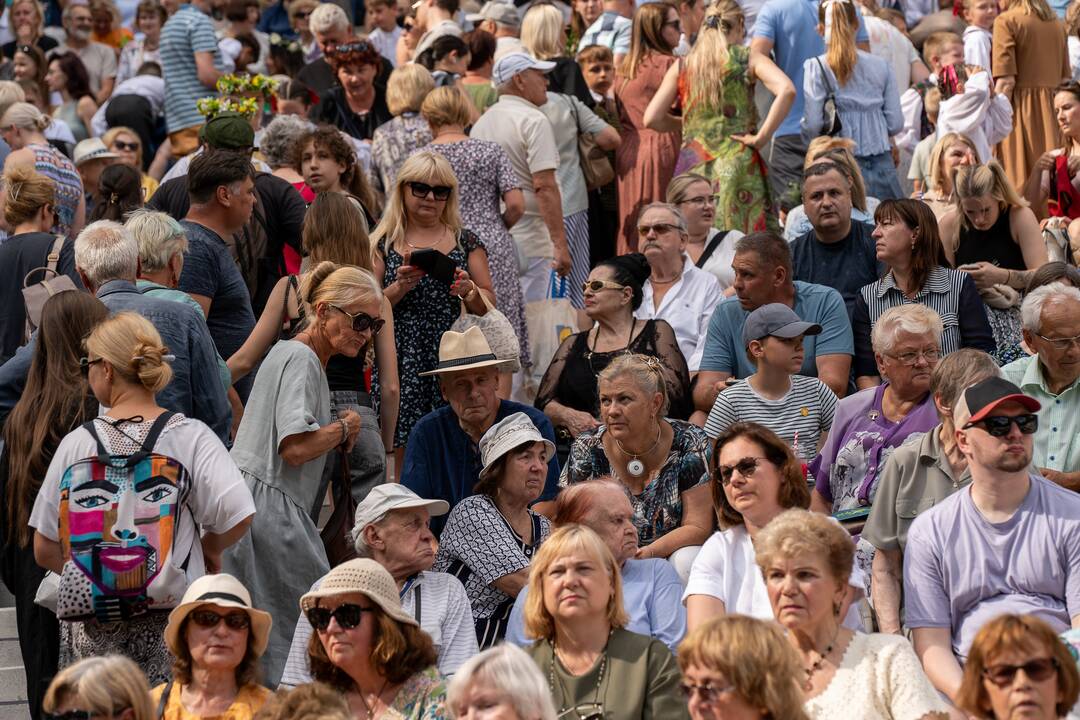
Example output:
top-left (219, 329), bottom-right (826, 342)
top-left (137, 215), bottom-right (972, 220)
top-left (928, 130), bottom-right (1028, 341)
top-left (854, 198), bottom-right (994, 387)
top-left (434, 412), bottom-right (554, 647)
top-left (261, 114), bottom-right (313, 200)
top-left (43, 656), bottom-right (154, 720)
top-left (103, 126), bottom-right (159, 200)
top-left (811, 304), bottom-right (943, 528)
top-left (371, 64), bottom-right (434, 194)
top-left (30, 310), bottom-right (254, 684)
top-left (116, 1), bottom-right (165, 84)
top-left (561, 353), bottom-right (711, 581)
top-left (506, 478), bottom-right (688, 652)
top-left (679, 616), bottom-right (810, 720)
top-left (756, 509), bottom-right (948, 719)
top-left (312, 40), bottom-right (392, 142)
top-left (862, 349), bottom-right (1001, 635)
top-left (957, 614), bottom-right (1080, 720)
top-left (685, 422), bottom-right (864, 631)
top-left (523, 524), bottom-right (688, 719)
top-left (921, 132), bottom-right (978, 219)
top-left (634, 203), bottom-right (722, 371)
top-left (372, 150), bottom-right (495, 456)
top-left (536, 254), bottom-right (691, 444)
top-left (448, 644), bottom-right (557, 720)
top-left (301, 558), bottom-right (447, 718)
top-left (223, 263), bottom-right (378, 687)
top-left (153, 574), bottom-right (273, 718)
top-left (666, 172), bottom-right (744, 292)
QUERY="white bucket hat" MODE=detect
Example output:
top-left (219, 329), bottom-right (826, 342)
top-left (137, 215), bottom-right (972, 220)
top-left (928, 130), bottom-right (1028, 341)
top-left (478, 411), bottom-right (555, 481)
top-left (164, 574), bottom-right (273, 657)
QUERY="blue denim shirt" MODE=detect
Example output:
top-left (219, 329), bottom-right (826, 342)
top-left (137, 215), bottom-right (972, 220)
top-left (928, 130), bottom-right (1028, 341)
top-left (0, 281), bottom-right (231, 442)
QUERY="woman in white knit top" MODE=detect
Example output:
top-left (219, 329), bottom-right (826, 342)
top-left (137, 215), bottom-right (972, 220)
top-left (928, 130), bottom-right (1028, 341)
top-left (755, 509), bottom-right (948, 720)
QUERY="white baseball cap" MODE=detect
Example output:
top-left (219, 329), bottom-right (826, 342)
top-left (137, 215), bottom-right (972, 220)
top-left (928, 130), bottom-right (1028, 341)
top-left (492, 52), bottom-right (556, 86)
top-left (351, 484), bottom-right (449, 542)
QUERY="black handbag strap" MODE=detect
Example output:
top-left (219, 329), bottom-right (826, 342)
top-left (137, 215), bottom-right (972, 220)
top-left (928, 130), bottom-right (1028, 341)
top-left (83, 412), bottom-right (175, 466)
top-left (696, 230), bottom-right (730, 269)
top-left (815, 56), bottom-right (836, 97)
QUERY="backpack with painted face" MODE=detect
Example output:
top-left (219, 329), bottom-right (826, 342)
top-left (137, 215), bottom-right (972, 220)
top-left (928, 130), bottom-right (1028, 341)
top-left (55, 413), bottom-right (194, 622)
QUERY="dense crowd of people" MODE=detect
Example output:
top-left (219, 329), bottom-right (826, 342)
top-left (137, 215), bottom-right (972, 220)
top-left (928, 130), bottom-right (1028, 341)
top-left (1, 0), bottom-right (1080, 717)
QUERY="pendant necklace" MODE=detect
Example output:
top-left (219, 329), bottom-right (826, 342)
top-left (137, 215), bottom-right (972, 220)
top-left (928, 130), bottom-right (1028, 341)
top-left (615, 422), bottom-right (662, 477)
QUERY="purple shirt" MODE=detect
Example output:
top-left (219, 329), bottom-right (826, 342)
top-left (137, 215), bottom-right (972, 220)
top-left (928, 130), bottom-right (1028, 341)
top-left (904, 474), bottom-right (1080, 659)
top-left (811, 384), bottom-right (938, 511)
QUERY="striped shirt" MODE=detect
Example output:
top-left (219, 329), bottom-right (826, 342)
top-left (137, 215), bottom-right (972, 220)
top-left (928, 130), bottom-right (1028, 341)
top-left (704, 375), bottom-right (838, 461)
top-left (278, 570), bottom-right (479, 688)
top-left (160, 4), bottom-right (222, 133)
top-left (852, 265), bottom-right (995, 378)
top-left (578, 11), bottom-right (632, 55)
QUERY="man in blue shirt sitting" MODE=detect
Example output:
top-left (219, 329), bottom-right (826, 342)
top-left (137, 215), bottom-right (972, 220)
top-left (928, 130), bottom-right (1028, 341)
top-left (402, 327), bottom-right (560, 536)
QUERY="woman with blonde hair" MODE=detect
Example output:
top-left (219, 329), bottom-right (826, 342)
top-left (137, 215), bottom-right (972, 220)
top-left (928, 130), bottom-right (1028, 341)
top-left (921, 132), bottom-right (978, 219)
top-left (102, 126), bottom-right (159, 200)
top-left (803, 0), bottom-right (903, 200)
top-left (0, 101), bottom-right (83, 237)
top-left (2, 0), bottom-right (56, 59)
top-left (782, 138), bottom-right (879, 238)
top-left (30, 308), bottom-right (255, 684)
top-left (521, 3), bottom-right (594, 105)
top-left (523, 525), bottom-right (688, 719)
top-left (939, 160), bottom-right (1048, 361)
top-left (223, 263), bottom-right (382, 687)
top-left (613, 1), bottom-right (681, 254)
top-left (665, 172), bottom-right (744, 290)
top-left (43, 655), bottom-right (154, 720)
top-left (645, 0), bottom-right (794, 234)
top-left (992, 0), bottom-right (1069, 190)
top-left (679, 616), bottom-right (810, 720)
top-left (371, 64), bottom-right (435, 193)
top-left (756, 509), bottom-right (947, 719)
top-left (372, 150), bottom-right (495, 458)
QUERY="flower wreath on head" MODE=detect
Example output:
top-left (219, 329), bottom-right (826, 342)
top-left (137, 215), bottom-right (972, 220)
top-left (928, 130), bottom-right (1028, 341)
top-left (216, 72), bottom-right (279, 98)
top-left (269, 33), bottom-right (303, 53)
top-left (196, 95), bottom-right (261, 118)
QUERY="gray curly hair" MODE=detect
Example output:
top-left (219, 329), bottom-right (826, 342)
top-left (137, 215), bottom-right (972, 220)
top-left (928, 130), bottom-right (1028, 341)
top-left (260, 114), bottom-right (313, 169)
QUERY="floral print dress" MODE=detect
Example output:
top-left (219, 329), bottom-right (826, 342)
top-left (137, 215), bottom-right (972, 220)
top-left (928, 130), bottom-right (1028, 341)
top-left (674, 45), bottom-right (777, 234)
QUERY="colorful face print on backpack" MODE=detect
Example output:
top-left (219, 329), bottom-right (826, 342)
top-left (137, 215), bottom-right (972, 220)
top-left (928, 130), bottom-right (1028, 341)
top-left (55, 418), bottom-right (192, 622)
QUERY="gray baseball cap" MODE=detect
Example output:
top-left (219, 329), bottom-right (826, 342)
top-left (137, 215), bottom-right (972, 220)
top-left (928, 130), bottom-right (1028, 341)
top-left (742, 303), bottom-right (822, 347)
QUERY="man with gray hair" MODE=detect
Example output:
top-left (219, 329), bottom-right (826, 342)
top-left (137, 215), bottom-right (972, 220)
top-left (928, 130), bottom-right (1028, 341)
top-left (633, 202), bottom-right (721, 371)
top-left (467, 1), bottom-right (523, 58)
top-left (1001, 281), bottom-right (1080, 490)
top-left (0, 220), bottom-right (231, 440)
top-left (279, 484), bottom-right (478, 687)
top-left (298, 3), bottom-right (393, 96)
top-left (56, 0), bottom-right (117, 103)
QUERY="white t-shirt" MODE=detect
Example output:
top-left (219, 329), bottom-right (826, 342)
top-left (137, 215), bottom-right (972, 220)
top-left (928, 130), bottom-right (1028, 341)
top-left (684, 524), bottom-right (865, 630)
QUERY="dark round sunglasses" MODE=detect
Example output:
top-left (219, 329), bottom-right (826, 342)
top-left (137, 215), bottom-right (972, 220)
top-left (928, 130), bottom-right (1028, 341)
top-left (329, 304), bottom-right (385, 334)
top-left (982, 657), bottom-right (1059, 687)
top-left (189, 609), bottom-right (251, 630)
top-left (407, 181), bottom-right (452, 201)
top-left (306, 603), bottom-right (372, 630)
top-left (963, 413), bottom-right (1039, 437)
top-left (716, 456), bottom-right (769, 486)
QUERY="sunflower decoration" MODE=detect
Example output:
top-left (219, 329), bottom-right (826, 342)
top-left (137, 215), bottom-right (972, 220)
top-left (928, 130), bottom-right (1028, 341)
top-left (216, 72), bottom-right (279, 98)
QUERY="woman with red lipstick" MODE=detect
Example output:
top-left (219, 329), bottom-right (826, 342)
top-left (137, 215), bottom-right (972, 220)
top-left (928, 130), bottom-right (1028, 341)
top-left (755, 509), bottom-right (947, 720)
top-left (957, 614), bottom-right (1080, 720)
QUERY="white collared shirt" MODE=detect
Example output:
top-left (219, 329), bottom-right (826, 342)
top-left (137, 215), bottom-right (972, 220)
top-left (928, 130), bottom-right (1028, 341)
top-left (635, 254), bottom-right (722, 372)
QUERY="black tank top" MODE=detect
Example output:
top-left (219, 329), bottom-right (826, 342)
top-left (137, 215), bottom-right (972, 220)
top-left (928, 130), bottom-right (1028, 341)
top-left (955, 206), bottom-right (1027, 271)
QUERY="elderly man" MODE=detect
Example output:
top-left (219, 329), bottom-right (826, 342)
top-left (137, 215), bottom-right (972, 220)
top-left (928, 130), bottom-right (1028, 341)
top-left (789, 161), bottom-right (882, 318)
top-left (56, 1), bottom-right (117, 103)
top-left (505, 479), bottom-right (686, 652)
top-left (402, 327), bottom-right (560, 537)
top-left (633, 203), bottom-right (721, 372)
top-left (694, 231), bottom-right (853, 416)
top-left (1001, 282), bottom-right (1080, 491)
top-left (0, 221), bottom-right (231, 439)
top-left (905, 376), bottom-right (1080, 704)
top-left (296, 3), bottom-right (389, 96)
top-left (279, 484), bottom-right (479, 687)
top-left (468, 1), bottom-right (522, 58)
top-left (159, 0), bottom-right (223, 158)
top-left (472, 53), bottom-right (571, 306)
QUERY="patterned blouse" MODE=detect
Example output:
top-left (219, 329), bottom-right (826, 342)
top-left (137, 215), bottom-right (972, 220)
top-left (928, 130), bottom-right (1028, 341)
top-left (370, 113), bottom-right (433, 194)
top-left (385, 667), bottom-right (449, 720)
top-left (561, 419), bottom-right (711, 545)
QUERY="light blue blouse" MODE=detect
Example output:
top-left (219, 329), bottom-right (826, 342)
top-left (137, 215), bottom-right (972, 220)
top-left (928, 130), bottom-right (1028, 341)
top-left (801, 49), bottom-right (903, 157)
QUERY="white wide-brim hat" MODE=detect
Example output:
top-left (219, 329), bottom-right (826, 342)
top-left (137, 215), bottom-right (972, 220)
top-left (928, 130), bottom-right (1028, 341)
top-left (164, 573), bottom-right (273, 657)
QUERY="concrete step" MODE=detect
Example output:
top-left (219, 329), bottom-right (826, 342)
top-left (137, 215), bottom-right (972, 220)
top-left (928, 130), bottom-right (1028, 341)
top-left (0, 700), bottom-right (30, 720)
top-left (0, 665), bottom-right (27, 703)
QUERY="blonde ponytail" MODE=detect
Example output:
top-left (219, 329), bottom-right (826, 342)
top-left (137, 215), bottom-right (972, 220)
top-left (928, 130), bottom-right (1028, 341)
top-left (819, 0), bottom-right (858, 86)
top-left (685, 1), bottom-right (743, 113)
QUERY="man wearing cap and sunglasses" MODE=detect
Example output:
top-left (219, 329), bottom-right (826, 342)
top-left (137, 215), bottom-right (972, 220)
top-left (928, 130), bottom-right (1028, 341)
top-left (903, 376), bottom-right (1080, 706)
top-left (279, 484), bottom-right (478, 687)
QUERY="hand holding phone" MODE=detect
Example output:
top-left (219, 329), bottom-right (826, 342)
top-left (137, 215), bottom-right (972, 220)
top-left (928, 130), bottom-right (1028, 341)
top-left (409, 248), bottom-right (457, 284)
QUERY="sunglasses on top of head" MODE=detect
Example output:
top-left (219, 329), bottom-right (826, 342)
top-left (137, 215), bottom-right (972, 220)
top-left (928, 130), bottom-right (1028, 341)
top-left (306, 603), bottom-right (372, 630)
top-left (407, 181), bottom-right (452, 201)
top-left (963, 413), bottom-right (1039, 437)
top-left (329, 304), bottom-right (385, 334)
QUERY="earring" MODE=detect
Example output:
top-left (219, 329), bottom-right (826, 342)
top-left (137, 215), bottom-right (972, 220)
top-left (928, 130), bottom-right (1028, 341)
top-left (833, 600), bottom-right (842, 617)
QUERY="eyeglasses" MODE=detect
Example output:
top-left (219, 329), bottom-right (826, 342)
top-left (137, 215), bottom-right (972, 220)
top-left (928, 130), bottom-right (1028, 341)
top-left (557, 704), bottom-right (605, 720)
top-left (963, 413), bottom-right (1039, 437)
top-left (292, 10), bottom-right (311, 19)
top-left (637, 222), bottom-right (680, 236)
top-left (189, 609), bottom-right (251, 630)
top-left (680, 194), bottom-right (719, 207)
top-left (581, 279), bottom-right (625, 294)
top-left (407, 181), bottom-right (452, 201)
top-left (679, 682), bottom-right (735, 704)
top-left (716, 456), bottom-right (768, 485)
top-left (884, 347), bottom-right (940, 365)
top-left (983, 657), bottom-right (1059, 687)
top-left (306, 603), bottom-right (372, 631)
top-left (1035, 332), bottom-right (1080, 350)
top-left (78, 356), bottom-right (103, 377)
top-left (329, 304), bottom-right (385, 334)
top-left (112, 140), bottom-right (139, 152)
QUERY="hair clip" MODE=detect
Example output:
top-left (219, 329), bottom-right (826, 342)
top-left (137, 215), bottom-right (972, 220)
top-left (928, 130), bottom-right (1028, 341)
top-left (703, 14), bottom-right (720, 28)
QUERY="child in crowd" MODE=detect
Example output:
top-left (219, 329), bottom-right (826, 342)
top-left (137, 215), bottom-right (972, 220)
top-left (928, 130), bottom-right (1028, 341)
top-left (703, 304), bottom-right (838, 462)
top-left (898, 32), bottom-right (964, 153)
top-left (962, 0), bottom-right (998, 70)
top-left (578, 43), bottom-right (616, 107)
top-left (367, 0), bottom-right (403, 67)
top-left (935, 58), bottom-right (1013, 163)
top-left (909, 87), bottom-right (940, 193)
top-left (577, 44), bottom-right (620, 265)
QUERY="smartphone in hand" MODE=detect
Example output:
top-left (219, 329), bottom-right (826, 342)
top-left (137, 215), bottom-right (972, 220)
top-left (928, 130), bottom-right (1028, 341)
top-left (409, 248), bottom-right (457, 284)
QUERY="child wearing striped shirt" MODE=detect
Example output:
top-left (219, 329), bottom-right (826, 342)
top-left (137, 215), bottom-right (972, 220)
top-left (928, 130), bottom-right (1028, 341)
top-left (704, 303), bottom-right (838, 461)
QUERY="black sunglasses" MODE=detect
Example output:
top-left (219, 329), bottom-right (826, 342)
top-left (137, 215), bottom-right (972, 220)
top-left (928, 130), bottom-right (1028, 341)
top-left (964, 413), bottom-right (1039, 437)
top-left (329, 304), bottom-right (385, 334)
top-left (292, 10), bottom-right (311, 18)
top-left (78, 356), bottom-right (103, 377)
top-left (716, 456), bottom-right (768, 486)
top-left (189, 609), bottom-right (251, 630)
top-left (113, 140), bottom-right (139, 151)
top-left (306, 603), bottom-right (372, 630)
top-left (408, 181), bottom-right (452, 201)
top-left (45, 712), bottom-right (96, 720)
top-left (983, 657), bottom-right (1059, 686)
